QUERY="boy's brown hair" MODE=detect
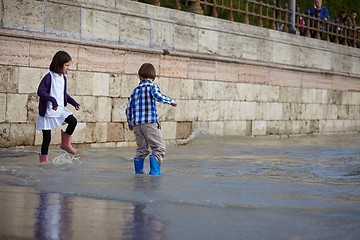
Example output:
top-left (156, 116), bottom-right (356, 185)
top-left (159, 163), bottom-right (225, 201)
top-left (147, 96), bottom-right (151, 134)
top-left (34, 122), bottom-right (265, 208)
top-left (138, 63), bottom-right (156, 79)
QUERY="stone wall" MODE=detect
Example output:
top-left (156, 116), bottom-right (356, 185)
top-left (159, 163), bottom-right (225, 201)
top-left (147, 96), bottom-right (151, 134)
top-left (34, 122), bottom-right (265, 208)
top-left (0, 0), bottom-right (360, 148)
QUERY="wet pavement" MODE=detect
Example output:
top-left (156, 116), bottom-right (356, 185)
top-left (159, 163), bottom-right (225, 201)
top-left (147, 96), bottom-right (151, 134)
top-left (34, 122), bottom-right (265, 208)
top-left (0, 134), bottom-right (359, 239)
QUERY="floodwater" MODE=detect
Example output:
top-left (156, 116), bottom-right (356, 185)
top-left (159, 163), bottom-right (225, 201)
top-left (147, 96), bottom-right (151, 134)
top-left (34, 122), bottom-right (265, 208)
top-left (0, 134), bottom-right (359, 240)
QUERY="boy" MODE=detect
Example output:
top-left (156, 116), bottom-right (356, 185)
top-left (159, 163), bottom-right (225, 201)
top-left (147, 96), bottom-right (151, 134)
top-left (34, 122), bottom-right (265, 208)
top-left (126, 63), bottom-right (177, 175)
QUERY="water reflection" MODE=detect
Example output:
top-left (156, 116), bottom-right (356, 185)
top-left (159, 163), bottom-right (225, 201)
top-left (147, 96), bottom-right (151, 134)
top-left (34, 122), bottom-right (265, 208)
top-left (0, 185), bottom-right (164, 240)
top-left (35, 192), bottom-right (72, 240)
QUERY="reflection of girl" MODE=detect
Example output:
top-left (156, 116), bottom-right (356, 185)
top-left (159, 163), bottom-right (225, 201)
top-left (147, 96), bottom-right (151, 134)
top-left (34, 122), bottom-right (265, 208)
top-left (36, 51), bottom-right (80, 163)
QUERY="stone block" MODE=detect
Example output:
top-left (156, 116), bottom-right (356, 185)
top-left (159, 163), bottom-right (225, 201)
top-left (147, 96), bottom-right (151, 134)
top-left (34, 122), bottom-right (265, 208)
top-left (84, 123), bottom-right (96, 143)
top-left (124, 124), bottom-right (136, 141)
top-left (199, 29), bottom-right (218, 55)
top-left (323, 104), bottom-right (338, 120)
top-left (208, 121), bottom-right (224, 136)
top-left (308, 120), bottom-right (319, 133)
top-left (161, 121), bottom-right (176, 140)
top-left (93, 73), bottom-right (110, 96)
top-left (174, 100), bottom-right (198, 122)
top-left (266, 121), bottom-right (279, 135)
top-left (188, 59), bottom-right (215, 81)
top-left (9, 123), bottom-right (35, 146)
top-left (176, 121), bottom-right (192, 139)
top-left (94, 122), bottom-right (108, 142)
top-left (78, 47), bottom-right (125, 73)
top-left (0, 94), bottom-right (6, 122)
top-left (91, 142), bottom-right (116, 148)
top-left (18, 67), bottom-right (42, 94)
top-left (252, 120), bottom-right (266, 136)
top-left (75, 96), bottom-right (95, 122)
top-left (6, 94), bottom-right (28, 122)
top-left (219, 101), bottom-right (233, 121)
top-left (158, 102), bottom-right (176, 122)
top-left (107, 122), bottom-right (124, 142)
top-left (44, 2), bottom-right (81, 37)
top-left (0, 124), bottom-right (11, 147)
top-left (160, 55), bottom-right (189, 79)
top-left (0, 66), bottom-right (19, 93)
top-left (119, 15), bottom-right (151, 47)
top-left (174, 25), bottom-right (198, 52)
top-left (109, 74), bottom-right (122, 97)
top-left (2, 0), bottom-right (44, 32)
top-left (72, 122), bottom-right (86, 143)
top-left (208, 81), bottom-right (224, 100)
top-left (193, 80), bottom-right (209, 100)
top-left (112, 98), bottom-right (128, 122)
top-left (120, 74), bottom-right (138, 98)
top-left (197, 100), bottom-right (220, 121)
top-left (0, 36), bottom-right (30, 66)
top-left (29, 41), bottom-right (78, 69)
top-left (96, 97), bottom-right (112, 122)
top-left (239, 102), bottom-right (256, 120)
top-left (158, 77), bottom-right (181, 100)
top-left (81, 8), bottom-right (120, 42)
top-left (179, 79), bottom-right (194, 100)
top-left (221, 82), bottom-right (238, 101)
top-left (124, 52), bottom-right (160, 75)
top-left (74, 71), bottom-right (94, 95)
top-left (150, 20), bottom-right (174, 50)
top-left (223, 121), bottom-right (249, 136)
top-left (260, 85), bottom-right (280, 102)
top-left (27, 94), bottom-right (39, 123)
top-left (278, 121), bottom-right (292, 135)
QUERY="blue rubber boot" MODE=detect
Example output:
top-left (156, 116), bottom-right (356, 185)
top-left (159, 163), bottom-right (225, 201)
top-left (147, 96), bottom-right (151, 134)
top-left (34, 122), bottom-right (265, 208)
top-left (134, 158), bottom-right (144, 174)
top-left (149, 155), bottom-right (161, 175)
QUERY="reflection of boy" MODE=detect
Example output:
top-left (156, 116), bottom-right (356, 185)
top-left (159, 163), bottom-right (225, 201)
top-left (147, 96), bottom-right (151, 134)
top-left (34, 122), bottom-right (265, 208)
top-left (126, 63), bottom-right (177, 175)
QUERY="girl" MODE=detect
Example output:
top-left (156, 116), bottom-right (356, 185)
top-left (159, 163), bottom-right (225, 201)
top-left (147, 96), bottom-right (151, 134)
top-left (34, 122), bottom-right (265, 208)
top-left (36, 51), bottom-right (80, 163)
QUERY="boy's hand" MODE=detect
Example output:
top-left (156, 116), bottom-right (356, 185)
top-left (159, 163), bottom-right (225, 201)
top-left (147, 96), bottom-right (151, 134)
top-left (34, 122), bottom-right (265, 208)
top-left (129, 125), bottom-right (133, 131)
top-left (172, 102), bottom-right (177, 107)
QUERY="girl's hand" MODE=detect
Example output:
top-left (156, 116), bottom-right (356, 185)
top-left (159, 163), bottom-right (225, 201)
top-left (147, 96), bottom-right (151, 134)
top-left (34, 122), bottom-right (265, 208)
top-left (52, 106), bottom-right (58, 111)
top-left (75, 105), bottom-right (80, 111)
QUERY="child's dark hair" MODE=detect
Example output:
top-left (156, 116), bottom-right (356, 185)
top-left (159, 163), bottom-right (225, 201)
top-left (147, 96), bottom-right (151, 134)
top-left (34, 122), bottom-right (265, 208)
top-left (138, 63), bottom-right (156, 79)
top-left (49, 51), bottom-right (72, 74)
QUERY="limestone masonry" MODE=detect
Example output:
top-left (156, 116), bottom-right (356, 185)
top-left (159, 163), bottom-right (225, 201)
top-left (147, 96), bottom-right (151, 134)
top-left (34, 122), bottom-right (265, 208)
top-left (0, 0), bottom-right (359, 148)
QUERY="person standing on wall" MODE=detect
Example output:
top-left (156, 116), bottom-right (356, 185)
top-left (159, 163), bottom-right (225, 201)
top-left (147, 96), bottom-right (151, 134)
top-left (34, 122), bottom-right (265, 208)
top-left (36, 51), bottom-right (80, 163)
top-left (125, 63), bottom-right (177, 175)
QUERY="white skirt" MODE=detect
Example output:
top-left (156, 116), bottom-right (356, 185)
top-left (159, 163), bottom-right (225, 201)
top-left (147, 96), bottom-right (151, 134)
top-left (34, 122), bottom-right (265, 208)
top-left (36, 108), bottom-right (73, 131)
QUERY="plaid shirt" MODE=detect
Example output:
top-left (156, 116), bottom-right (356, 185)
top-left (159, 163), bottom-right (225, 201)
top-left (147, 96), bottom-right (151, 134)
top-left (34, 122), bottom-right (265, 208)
top-left (126, 79), bottom-right (174, 127)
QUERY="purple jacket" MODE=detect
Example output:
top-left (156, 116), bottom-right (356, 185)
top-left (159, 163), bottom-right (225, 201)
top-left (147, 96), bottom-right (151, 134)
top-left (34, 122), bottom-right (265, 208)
top-left (37, 72), bottom-right (79, 117)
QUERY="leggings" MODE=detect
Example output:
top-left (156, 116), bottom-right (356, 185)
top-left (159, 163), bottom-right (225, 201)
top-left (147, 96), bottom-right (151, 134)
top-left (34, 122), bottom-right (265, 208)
top-left (41, 115), bottom-right (77, 155)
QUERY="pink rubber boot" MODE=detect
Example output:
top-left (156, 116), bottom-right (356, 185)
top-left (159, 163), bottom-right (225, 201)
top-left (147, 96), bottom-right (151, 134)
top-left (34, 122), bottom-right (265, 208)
top-left (60, 130), bottom-right (76, 154)
top-left (39, 154), bottom-right (48, 163)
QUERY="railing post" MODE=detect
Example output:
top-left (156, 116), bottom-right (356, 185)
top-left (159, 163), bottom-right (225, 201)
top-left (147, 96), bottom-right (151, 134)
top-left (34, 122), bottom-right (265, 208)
top-left (188, 0), bottom-right (204, 14)
top-left (228, 0), bottom-right (234, 21)
top-left (283, 3), bottom-right (289, 33)
top-left (315, 17), bottom-right (320, 39)
top-left (271, 1), bottom-right (276, 30)
top-left (152, 0), bottom-right (160, 6)
top-left (174, 0), bottom-right (181, 10)
top-left (212, 0), bottom-right (218, 18)
top-left (325, 22), bottom-right (330, 42)
top-left (244, 0), bottom-right (249, 24)
top-left (258, 2), bottom-right (263, 27)
top-left (305, 13), bottom-right (311, 37)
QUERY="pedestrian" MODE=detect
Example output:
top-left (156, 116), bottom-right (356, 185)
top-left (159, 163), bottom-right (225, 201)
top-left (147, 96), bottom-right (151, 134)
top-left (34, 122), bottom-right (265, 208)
top-left (36, 51), bottom-right (80, 163)
top-left (126, 63), bottom-right (177, 175)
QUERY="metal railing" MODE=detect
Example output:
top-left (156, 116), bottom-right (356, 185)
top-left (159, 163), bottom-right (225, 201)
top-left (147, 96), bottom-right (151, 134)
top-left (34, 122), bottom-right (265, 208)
top-left (134, 0), bottom-right (359, 48)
